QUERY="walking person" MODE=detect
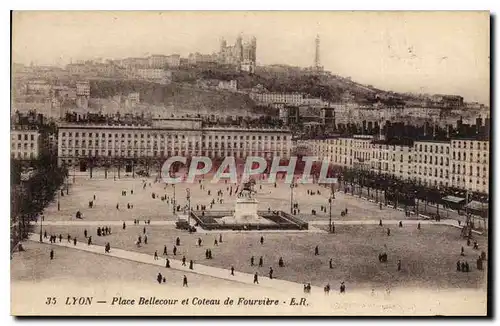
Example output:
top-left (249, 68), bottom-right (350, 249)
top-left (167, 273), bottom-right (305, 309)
top-left (154, 251), bottom-right (158, 260)
top-left (230, 266), bottom-right (235, 276)
top-left (253, 272), bottom-right (259, 284)
top-left (50, 249), bottom-right (54, 260)
top-left (183, 275), bottom-right (188, 287)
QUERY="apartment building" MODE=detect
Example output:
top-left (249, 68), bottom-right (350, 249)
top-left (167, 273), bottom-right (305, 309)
top-left (57, 118), bottom-right (292, 167)
top-left (300, 136), bottom-right (490, 194)
top-left (11, 127), bottom-right (42, 160)
top-left (450, 139), bottom-right (489, 194)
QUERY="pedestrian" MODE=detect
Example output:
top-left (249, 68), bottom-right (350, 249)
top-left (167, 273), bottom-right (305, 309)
top-left (157, 273), bottom-right (163, 284)
top-left (189, 260), bottom-right (194, 270)
top-left (399, 221), bottom-right (403, 228)
top-left (379, 219), bottom-right (383, 226)
top-left (387, 228), bottom-right (391, 236)
top-left (417, 223), bottom-right (421, 230)
top-left (315, 245), bottom-right (319, 256)
top-left (165, 258), bottom-right (170, 268)
top-left (154, 251), bottom-right (158, 260)
top-left (329, 258), bottom-right (333, 269)
top-left (73, 238), bottom-right (77, 246)
top-left (88, 236), bottom-right (92, 245)
top-left (84, 229), bottom-right (88, 238)
top-left (269, 267), bottom-right (274, 280)
top-left (173, 246), bottom-right (177, 256)
top-left (279, 257), bottom-right (284, 267)
top-left (105, 242), bottom-right (110, 253)
top-left (44, 231), bottom-right (47, 239)
top-left (183, 275), bottom-right (188, 287)
top-left (143, 227), bottom-right (146, 234)
top-left (324, 283), bottom-right (331, 295)
top-left (144, 235), bottom-right (148, 245)
top-left (231, 266), bottom-right (235, 276)
top-left (208, 249), bottom-right (213, 259)
top-left (214, 239), bottom-right (218, 246)
top-left (259, 256), bottom-right (263, 267)
top-left (251, 256), bottom-right (254, 266)
top-left (253, 272), bottom-right (259, 284)
top-left (397, 260), bottom-right (401, 271)
top-left (182, 256), bottom-right (186, 266)
top-left (260, 236), bottom-right (264, 245)
top-left (50, 249), bottom-right (54, 260)
top-left (198, 238), bottom-right (202, 246)
top-left (477, 256), bottom-right (483, 270)
top-left (123, 222), bottom-right (126, 230)
top-left (340, 282), bottom-right (346, 294)
top-left (163, 245), bottom-right (167, 256)
top-left (67, 234), bottom-right (71, 242)
top-left (176, 237), bottom-right (180, 246)
top-left (461, 246), bottom-right (465, 256)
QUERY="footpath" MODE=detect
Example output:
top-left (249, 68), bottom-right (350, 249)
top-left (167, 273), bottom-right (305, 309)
top-left (27, 234), bottom-right (321, 294)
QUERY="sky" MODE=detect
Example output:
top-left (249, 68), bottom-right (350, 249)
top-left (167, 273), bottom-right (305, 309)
top-left (12, 11), bottom-right (490, 104)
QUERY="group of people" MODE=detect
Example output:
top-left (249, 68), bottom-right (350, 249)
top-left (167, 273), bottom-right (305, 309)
top-left (96, 226), bottom-right (112, 237)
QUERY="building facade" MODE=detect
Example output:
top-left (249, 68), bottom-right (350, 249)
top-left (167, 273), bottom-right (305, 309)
top-left (300, 136), bottom-right (490, 194)
top-left (413, 140), bottom-right (450, 188)
top-left (11, 127), bottom-right (42, 160)
top-left (450, 139), bottom-right (489, 194)
top-left (57, 118), bottom-right (292, 167)
top-left (249, 92), bottom-right (304, 106)
top-left (219, 35), bottom-right (257, 72)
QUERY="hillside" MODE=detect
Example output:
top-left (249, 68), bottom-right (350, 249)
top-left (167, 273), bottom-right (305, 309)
top-left (89, 80), bottom-right (260, 117)
top-left (193, 66), bottom-right (387, 104)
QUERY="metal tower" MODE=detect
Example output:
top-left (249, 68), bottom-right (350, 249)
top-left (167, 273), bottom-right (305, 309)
top-left (314, 34), bottom-right (321, 69)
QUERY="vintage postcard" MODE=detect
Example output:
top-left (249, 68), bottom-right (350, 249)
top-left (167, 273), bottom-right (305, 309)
top-left (10, 11), bottom-right (490, 316)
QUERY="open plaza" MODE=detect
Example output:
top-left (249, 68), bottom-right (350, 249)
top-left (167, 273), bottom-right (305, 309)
top-left (11, 171), bottom-right (488, 315)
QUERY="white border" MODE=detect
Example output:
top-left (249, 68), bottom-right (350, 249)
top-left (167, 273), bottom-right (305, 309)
top-left (3, 1), bottom-right (497, 325)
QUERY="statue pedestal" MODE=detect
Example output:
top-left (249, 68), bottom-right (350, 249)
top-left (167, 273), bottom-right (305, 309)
top-left (218, 197), bottom-right (274, 225)
top-left (234, 197), bottom-right (259, 221)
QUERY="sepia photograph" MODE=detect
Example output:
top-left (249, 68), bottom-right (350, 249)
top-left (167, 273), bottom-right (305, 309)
top-left (9, 10), bottom-right (490, 316)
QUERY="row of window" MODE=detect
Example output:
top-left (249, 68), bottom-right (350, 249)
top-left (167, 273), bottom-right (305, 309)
top-left (12, 134), bottom-right (36, 141)
top-left (61, 132), bottom-right (288, 141)
top-left (452, 151), bottom-right (488, 161)
top-left (60, 150), bottom-right (289, 158)
top-left (452, 141), bottom-right (488, 150)
top-left (11, 152), bottom-right (36, 159)
top-left (315, 141), bottom-right (489, 153)
top-left (12, 143), bottom-right (36, 150)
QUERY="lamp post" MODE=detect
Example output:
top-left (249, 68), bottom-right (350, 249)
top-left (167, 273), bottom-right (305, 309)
top-left (172, 184), bottom-right (176, 217)
top-left (186, 188), bottom-right (191, 226)
top-left (39, 213), bottom-right (43, 242)
top-left (329, 197), bottom-right (333, 233)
